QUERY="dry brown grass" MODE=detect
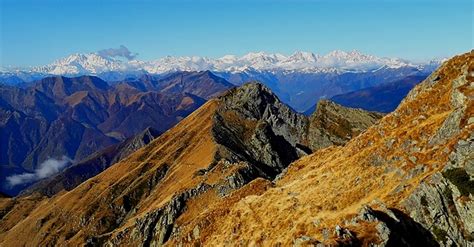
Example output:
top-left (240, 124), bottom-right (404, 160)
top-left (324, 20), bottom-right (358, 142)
top-left (168, 178), bottom-right (273, 246)
top-left (0, 100), bottom-right (220, 246)
top-left (221, 110), bottom-right (259, 140)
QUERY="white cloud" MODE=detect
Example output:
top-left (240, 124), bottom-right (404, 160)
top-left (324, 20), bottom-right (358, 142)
top-left (97, 45), bottom-right (138, 60)
top-left (5, 173), bottom-right (36, 187)
top-left (6, 156), bottom-right (71, 187)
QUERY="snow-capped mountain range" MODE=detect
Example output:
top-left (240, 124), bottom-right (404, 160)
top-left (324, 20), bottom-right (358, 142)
top-left (4, 50), bottom-right (444, 76)
top-left (0, 50), bottom-right (445, 112)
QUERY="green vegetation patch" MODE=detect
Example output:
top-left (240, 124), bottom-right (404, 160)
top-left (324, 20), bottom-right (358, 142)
top-left (420, 195), bottom-right (429, 207)
top-left (442, 168), bottom-right (474, 197)
top-left (432, 226), bottom-right (448, 242)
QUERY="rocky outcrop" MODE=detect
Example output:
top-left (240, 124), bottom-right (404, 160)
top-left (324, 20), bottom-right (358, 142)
top-left (348, 204), bottom-right (439, 246)
top-left (212, 83), bottom-right (310, 179)
top-left (89, 84), bottom-right (312, 245)
top-left (212, 83), bottom-right (382, 179)
top-left (307, 99), bottom-right (384, 150)
top-left (402, 134), bottom-right (474, 246)
top-left (102, 183), bottom-right (211, 247)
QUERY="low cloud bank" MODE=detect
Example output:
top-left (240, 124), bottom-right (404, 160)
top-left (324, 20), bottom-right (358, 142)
top-left (6, 156), bottom-right (71, 187)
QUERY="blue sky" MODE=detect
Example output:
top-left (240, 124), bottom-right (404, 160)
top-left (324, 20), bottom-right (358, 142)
top-left (0, 0), bottom-right (472, 67)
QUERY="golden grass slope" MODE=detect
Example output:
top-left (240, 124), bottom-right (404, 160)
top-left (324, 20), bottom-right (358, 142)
top-left (0, 100), bottom-right (219, 246)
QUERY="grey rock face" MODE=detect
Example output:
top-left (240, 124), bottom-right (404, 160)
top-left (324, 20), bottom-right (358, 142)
top-left (217, 82), bottom-right (309, 145)
top-left (215, 162), bottom-right (258, 196)
top-left (307, 99), bottom-right (384, 150)
top-left (93, 183), bottom-right (210, 247)
top-left (212, 82), bottom-right (382, 179)
top-left (212, 82), bottom-right (310, 179)
top-left (132, 183), bottom-right (211, 247)
top-left (403, 135), bottom-right (474, 247)
top-left (350, 204), bottom-right (439, 246)
top-left (293, 235), bottom-right (320, 246)
top-left (419, 63), bottom-right (471, 147)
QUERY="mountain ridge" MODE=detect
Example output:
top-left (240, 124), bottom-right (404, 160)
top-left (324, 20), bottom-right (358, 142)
top-left (329, 75), bottom-right (427, 113)
top-left (0, 81), bottom-right (383, 246)
top-left (303, 75), bottom-right (428, 114)
top-left (19, 127), bottom-right (161, 197)
top-left (167, 50), bottom-right (473, 246)
top-left (0, 71), bottom-right (232, 196)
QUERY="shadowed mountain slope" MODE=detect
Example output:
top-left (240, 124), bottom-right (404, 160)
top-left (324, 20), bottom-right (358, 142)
top-left (154, 70), bottom-right (235, 99)
top-left (1, 71), bottom-right (232, 196)
top-left (329, 75), bottom-right (427, 113)
top-left (20, 127), bottom-right (161, 197)
top-left (117, 70), bottom-right (234, 100)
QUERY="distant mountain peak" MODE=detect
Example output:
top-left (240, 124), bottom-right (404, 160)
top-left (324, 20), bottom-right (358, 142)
top-left (32, 52), bottom-right (127, 75)
top-left (287, 51), bottom-right (319, 63)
